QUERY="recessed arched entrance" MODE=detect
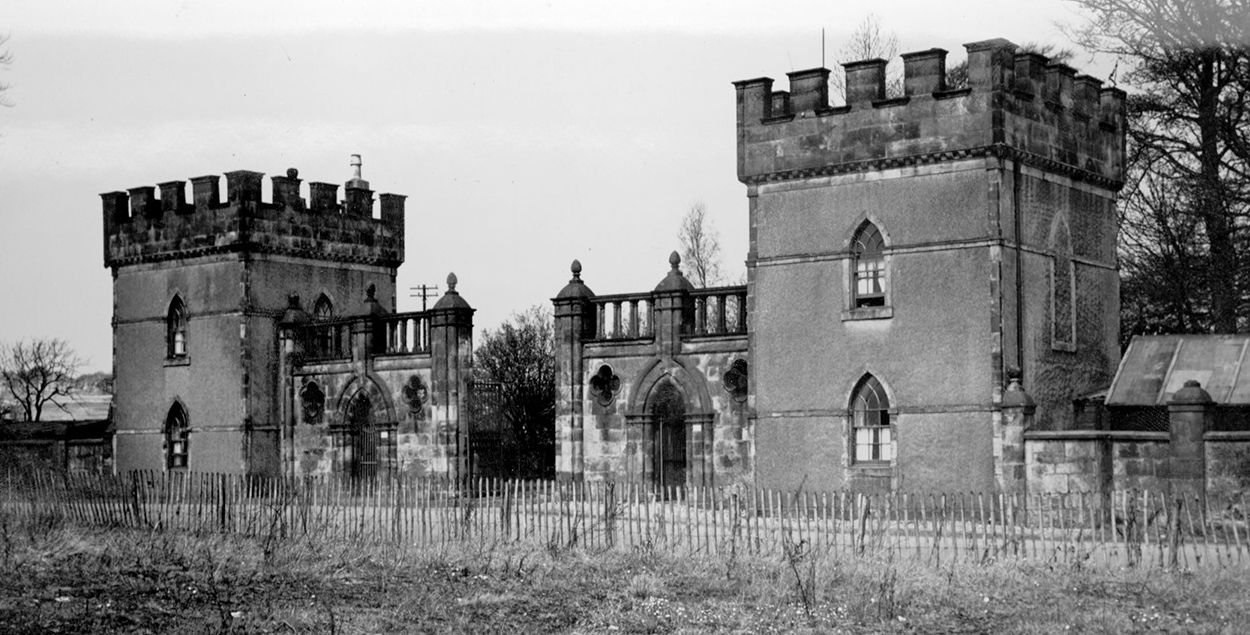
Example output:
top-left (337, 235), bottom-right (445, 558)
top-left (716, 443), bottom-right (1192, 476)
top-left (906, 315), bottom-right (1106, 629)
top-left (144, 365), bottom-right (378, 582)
top-left (345, 391), bottom-right (379, 482)
top-left (650, 379), bottom-right (686, 489)
top-left (332, 374), bottom-right (398, 484)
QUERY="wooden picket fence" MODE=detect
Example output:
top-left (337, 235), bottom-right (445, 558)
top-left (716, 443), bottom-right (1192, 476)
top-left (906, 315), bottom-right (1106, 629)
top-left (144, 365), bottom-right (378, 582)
top-left (3, 470), bottom-right (1249, 569)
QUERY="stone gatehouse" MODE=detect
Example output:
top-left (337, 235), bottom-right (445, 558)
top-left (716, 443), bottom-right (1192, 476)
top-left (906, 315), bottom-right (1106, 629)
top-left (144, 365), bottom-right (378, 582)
top-left (555, 38), bottom-right (1128, 493)
top-left (101, 36), bottom-right (1249, 497)
top-left (102, 159), bottom-right (474, 478)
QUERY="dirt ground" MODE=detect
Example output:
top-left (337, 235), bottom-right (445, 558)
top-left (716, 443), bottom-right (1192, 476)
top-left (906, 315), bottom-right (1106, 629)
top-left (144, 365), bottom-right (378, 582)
top-left (1, 521), bottom-right (1249, 634)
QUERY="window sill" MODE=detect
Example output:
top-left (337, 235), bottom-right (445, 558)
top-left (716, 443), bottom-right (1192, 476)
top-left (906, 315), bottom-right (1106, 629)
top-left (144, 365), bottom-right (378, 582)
top-left (841, 306), bottom-right (893, 321)
top-left (164, 356), bottom-right (191, 367)
top-left (849, 462), bottom-right (893, 475)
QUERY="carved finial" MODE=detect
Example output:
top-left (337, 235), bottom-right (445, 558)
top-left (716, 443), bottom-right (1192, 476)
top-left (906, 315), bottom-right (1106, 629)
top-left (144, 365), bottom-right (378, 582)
top-left (286, 167), bottom-right (299, 179)
top-left (446, 272), bottom-right (458, 291)
top-left (1005, 365), bottom-right (1023, 391)
top-left (365, 283), bottom-right (376, 300)
top-left (350, 154), bottom-right (362, 180)
top-left (669, 251), bottom-right (681, 270)
top-left (570, 259), bottom-right (582, 280)
top-left (287, 293), bottom-right (301, 309)
top-left (1183, 379), bottom-right (1201, 388)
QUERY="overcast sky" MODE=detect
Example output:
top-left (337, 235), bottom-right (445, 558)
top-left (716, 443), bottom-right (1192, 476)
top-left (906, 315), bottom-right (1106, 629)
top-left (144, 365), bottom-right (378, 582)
top-left (1, 0), bottom-right (1110, 373)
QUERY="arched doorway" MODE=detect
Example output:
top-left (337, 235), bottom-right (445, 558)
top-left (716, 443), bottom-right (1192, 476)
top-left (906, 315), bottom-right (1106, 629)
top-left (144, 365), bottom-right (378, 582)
top-left (345, 392), bottom-right (379, 482)
top-left (650, 380), bottom-right (686, 489)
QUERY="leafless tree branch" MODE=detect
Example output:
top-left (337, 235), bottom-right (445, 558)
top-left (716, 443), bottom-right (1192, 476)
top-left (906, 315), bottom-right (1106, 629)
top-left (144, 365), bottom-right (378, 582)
top-left (0, 338), bottom-right (82, 422)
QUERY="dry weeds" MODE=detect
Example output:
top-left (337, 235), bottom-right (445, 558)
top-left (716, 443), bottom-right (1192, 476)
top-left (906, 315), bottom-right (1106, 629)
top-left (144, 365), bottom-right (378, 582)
top-left (0, 512), bottom-right (1247, 633)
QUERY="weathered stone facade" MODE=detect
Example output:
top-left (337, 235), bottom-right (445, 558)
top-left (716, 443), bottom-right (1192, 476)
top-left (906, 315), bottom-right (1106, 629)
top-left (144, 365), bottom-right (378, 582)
top-left (103, 162), bottom-right (474, 478)
top-left (555, 38), bottom-right (1127, 493)
top-left (735, 39), bottom-right (1124, 492)
top-left (280, 275), bottom-right (475, 479)
top-left (553, 257), bottom-right (751, 487)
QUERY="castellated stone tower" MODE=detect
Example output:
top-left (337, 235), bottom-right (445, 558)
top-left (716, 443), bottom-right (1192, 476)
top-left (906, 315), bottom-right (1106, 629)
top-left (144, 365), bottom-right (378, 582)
top-left (102, 160), bottom-right (406, 475)
top-left (735, 39), bottom-right (1126, 492)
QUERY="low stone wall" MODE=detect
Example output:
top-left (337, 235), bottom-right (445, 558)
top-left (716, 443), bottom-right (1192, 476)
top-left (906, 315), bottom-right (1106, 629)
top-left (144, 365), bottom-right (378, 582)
top-left (1023, 430), bottom-right (1173, 494)
top-left (1207, 432), bottom-right (1250, 500)
top-left (1024, 432), bottom-right (1103, 494)
top-left (1023, 428), bottom-right (1250, 498)
top-left (1110, 435), bottom-right (1171, 491)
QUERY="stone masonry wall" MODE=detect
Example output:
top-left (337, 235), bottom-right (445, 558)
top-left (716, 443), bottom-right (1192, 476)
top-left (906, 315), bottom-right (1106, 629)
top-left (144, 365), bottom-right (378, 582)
top-left (553, 259), bottom-right (751, 489)
top-left (102, 169), bottom-right (405, 270)
top-left (1025, 436), bottom-right (1103, 494)
top-left (290, 361), bottom-right (438, 477)
top-left (734, 39), bottom-right (1124, 187)
top-left (578, 343), bottom-right (750, 487)
top-left (1207, 435), bottom-right (1250, 500)
top-left (1023, 432), bottom-right (1182, 495)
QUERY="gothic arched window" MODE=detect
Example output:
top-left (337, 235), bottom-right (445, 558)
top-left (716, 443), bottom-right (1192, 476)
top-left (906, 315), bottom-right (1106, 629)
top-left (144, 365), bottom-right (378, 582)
top-left (167, 296), bottom-right (188, 358)
top-left (300, 381), bottom-right (325, 424)
top-left (850, 374), bottom-right (892, 464)
top-left (851, 221), bottom-right (886, 308)
top-left (165, 402), bottom-right (189, 469)
top-left (313, 294), bottom-right (334, 320)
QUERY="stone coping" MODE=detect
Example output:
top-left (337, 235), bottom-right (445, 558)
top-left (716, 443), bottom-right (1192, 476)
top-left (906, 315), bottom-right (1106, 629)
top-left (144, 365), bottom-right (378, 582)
top-left (1023, 430), bottom-right (1250, 442)
top-left (1205, 431), bottom-right (1250, 442)
top-left (1023, 429), bottom-right (1167, 442)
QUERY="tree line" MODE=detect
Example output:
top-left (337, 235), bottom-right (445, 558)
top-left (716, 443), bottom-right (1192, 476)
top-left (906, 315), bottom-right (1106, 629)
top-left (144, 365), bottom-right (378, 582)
top-left (1069, 0), bottom-right (1250, 341)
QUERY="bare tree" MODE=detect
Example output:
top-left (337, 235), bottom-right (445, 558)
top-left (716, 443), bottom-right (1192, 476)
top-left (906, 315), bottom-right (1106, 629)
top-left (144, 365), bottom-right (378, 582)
top-left (678, 201), bottom-right (723, 287)
top-left (474, 306), bottom-right (555, 478)
top-left (829, 14), bottom-right (902, 101)
top-left (0, 339), bottom-right (82, 422)
top-left (1066, 0), bottom-right (1250, 334)
top-left (1118, 144), bottom-right (1211, 343)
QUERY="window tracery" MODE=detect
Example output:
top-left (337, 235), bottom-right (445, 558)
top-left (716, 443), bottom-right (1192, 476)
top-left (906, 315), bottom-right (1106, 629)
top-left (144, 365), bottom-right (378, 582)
top-left (852, 221), bottom-right (886, 308)
top-left (850, 374), bottom-right (892, 464)
top-left (167, 296), bottom-right (187, 358)
top-left (165, 402), bottom-right (189, 469)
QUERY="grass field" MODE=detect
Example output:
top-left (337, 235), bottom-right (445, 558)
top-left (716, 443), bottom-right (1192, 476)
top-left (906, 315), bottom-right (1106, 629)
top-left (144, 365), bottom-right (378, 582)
top-left (2, 512), bottom-right (1250, 634)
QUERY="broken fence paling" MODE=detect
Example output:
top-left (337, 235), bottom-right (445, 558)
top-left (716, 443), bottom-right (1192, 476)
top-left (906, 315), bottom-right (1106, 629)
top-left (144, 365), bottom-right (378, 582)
top-left (4, 470), bottom-right (1248, 569)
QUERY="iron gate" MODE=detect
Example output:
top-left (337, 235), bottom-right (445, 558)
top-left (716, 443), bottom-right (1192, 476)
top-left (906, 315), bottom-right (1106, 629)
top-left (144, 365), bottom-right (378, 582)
top-left (468, 380), bottom-right (554, 480)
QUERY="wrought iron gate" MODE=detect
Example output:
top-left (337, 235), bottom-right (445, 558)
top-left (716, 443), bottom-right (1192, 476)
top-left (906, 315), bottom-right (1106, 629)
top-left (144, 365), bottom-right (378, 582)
top-left (345, 392), bottom-right (379, 485)
top-left (467, 380), bottom-right (554, 480)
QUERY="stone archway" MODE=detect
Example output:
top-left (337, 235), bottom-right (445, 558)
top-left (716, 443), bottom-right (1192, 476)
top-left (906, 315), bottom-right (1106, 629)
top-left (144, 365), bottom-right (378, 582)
top-left (626, 358), bottom-right (716, 489)
top-left (650, 379), bottom-right (687, 490)
top-left (345, 391), bottom-right (379, 482)
top-left (334, 374), bottom-right (397, 483)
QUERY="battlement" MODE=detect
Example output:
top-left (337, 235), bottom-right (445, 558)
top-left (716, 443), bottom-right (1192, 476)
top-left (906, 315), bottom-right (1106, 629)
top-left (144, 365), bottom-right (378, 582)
top-left (734, 38), bottom-right (1126, 189)
top-left (102, 166), bottom-right (406, 269)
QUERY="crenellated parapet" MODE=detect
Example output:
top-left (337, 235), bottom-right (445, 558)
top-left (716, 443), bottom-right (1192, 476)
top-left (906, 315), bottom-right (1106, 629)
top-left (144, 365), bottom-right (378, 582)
top-left (101, 164), bottom-right (406, 269)
top-left (734, 38), bottom-right (1126, 190)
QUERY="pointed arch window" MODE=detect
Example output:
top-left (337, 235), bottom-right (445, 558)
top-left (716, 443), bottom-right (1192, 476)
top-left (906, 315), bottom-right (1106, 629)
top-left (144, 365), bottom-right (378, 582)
top-left (313, 294), bottom-right (334, 320)
top-left (165, 402), bottom-right (189, 469)
top-left (311, 294), bottom-right (336, 357)
top-left (167, 296), bottom-right (188, 358)
top-left (850, 374), bottom-right (892, 463)
top-left (852, 221), bottom-right (886, 308)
